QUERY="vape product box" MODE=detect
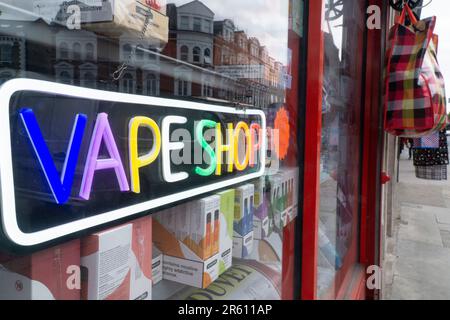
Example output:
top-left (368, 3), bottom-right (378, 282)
top-left (81, 216), bottom-right (152, 300)
top-left (153, 197), bottom-right (221, 289)
top-left (0, 240), bottom-right (80, 300)
top-left (268, 175), bottom-right (283, 230)
top-left (216, 189), bottom-right (235, 275)
top-left (152, 245), bottom-right (163, 286)
top-left (82, 0), bottom-right (169, 44)
top-left (233, 184), bottom-right (254, 258)
top-left (252, 177), bottom-right (270, 240)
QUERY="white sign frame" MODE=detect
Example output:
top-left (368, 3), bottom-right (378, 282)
top-left (0, 79), bottom-right (266, 247)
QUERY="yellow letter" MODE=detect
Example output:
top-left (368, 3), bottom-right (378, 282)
top-left (129, 116), bottom-right (161, 193)
top-left (234, 121), bottom-right (251, 171)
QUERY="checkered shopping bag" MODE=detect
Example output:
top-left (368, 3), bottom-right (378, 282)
top-left (384, 4), bottom-right (447, 137)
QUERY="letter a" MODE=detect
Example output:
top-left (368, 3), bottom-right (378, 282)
top-left (79, 113), bottom-right (129, 200)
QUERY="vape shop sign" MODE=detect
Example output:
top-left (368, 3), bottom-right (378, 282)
top-left (0, 79), bottom-right (266, 248)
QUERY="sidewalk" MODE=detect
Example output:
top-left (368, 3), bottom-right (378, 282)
top-left (383, 151), bottom-right (450, 300)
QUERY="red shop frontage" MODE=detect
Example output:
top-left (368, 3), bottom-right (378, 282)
top-left (0, 0), bottom-right (401, 300)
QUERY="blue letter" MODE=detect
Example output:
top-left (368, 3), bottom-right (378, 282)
top-left (20, 109), bottom-right (87, 204)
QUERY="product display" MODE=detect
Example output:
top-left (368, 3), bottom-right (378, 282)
top-left (153, 196), bottom-right (221, 289)
top-left (216, 189), bottom-right (235, 275)
top-left (0, 240), bottom-right (80, 300)
top-left (233, 184), bottom-right (255, 258)
top-left (252, 177), bottom-right (270, 240)
top-left (80, 216), bottom-right (152, 300)
top-left (152, 245), bottom-right (163, 286)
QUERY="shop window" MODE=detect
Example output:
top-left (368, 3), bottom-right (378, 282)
top-left (180, 45), bottom-right (189, 62)
top-left (85, 43), bottom-right (95, 60)
top-left (73, 42), bottom-right (81, 60)
top-left (1, 0), bottom-right (307, 302)
top-left (180, 16), bottom-right (189, 30)
top-left (59, 42), bottom-right (69, 59)
top-left (193, 46), bottom-right (201, 63)
top-left (193, 17), bottom-right (201, 32)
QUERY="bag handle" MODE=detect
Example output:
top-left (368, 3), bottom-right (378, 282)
top-left (398, 3), bottom-right (418, 25)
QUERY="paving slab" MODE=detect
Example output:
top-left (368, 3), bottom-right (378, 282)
top-left (391, 275), bottom-right (450, 300)
top-left (397, 217), bottom-right (444, 247)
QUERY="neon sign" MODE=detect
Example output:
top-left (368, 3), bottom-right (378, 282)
top-left (0, 79), bottom-right (266, 248)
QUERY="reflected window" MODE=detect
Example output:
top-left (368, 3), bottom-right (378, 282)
top-left (148, 47), bottom-right (158, 61)
top-left (180, 45), bottom-right (189, 62)
top-left (136, 45), bottom-right (145, 60)
top-left (193, 47), bottom-right (201, 63)
top-left (85, 43), bottom-right (94, 60)
top-left (82, 72), bottom-right (96, 88)
top-left (73, 42), bottom-right (81, 60)
top-left (59, 71), bottom-right (72, 85)
top-left (123, 44), bottom-right (132, 59)
top-left (59, 42), bottom-right (69, 59)
top-left (121, 73), bottom-right (135, 93)
top-left (193, 17), bottom-right (201, 32)
top-left (0, 44), bottom-right (13, 63)
top-left (204, 48), bottom-right (211, 64)
top-left (203, 19), bottom-right (211, 33)
top-left (175, 78), bottom-right (191, 96)
top-left (0, 71), bottom-right (13, 85)
top-left (145, 73), bottom-right (159, 96)
top-left (180, 16), bottom-right (189, 29)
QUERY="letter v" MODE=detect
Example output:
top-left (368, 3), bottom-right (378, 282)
top-left (20, 109), bottom-right (87, 205)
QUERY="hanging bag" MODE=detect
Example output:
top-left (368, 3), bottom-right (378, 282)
top-left (384, 4), bottom-right (447, 137)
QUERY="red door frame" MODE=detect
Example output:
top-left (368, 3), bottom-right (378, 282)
top-left (301, 0), bottom-right (388, 300)
top-left (301, 0), bottom-right (324, 300)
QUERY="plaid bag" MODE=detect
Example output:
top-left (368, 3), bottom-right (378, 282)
top-left (384, 5), bottom-right (447, 137)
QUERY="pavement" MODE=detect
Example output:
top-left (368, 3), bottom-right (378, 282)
top-left (383, 150), bottom-right (450, 300)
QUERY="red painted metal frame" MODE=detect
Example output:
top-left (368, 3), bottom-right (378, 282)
top-left (301, 0), bottom-right (324, 300)
top-left (358, 0), bottom-right (389, 300)
top-left (301, 0), bottom-right (389, 300)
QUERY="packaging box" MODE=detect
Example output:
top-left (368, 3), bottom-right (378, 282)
top-left (216, 189), bottom-right (235, 275)
top-left (252, 177), bottom-right (270, 240)
top-left (82, 0), bottom-right (169, 44)
top-left (0, 240), bottom-right (80, 300)
top-left (81, 216), bottom-right (152, 300)
top-left (268, 175), bottom-right (283, 230)
top-left (152, 245), bottom-right (163, 286)
top-left (233, 184), bottom-right (255, 258)
top-left (153, 197), bottom-right (221, 289)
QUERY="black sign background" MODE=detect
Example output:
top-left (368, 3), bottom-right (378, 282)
top-left (0, 83), bottom-right (264, 249)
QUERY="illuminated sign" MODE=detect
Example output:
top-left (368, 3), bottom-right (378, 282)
top-left (0, 79), bottom-right (266, 248)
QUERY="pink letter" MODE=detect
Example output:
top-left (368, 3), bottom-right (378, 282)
top-left (79, 113), bottom-right (130, 200)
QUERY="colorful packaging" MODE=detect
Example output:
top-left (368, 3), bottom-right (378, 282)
top-left (233, 184), bottom-right (254, 258)
top-left (252, 177), bottom-right (270, 240)
top-left (268, 175), bottom-right (283, 230)
top-left (0, 240), bottom-right (81, 300)
top-left (216, 189), bottom-right (235, 275)
top-left (80, 216), bottom-right (152, 300)
top-left (153, 197), bottom-right (221, 289)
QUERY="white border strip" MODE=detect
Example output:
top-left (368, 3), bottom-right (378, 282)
top-left (0, 79), bottom-right (267, 247)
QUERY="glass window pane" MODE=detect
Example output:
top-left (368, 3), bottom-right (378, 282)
top-left (318, 0), bottom-right (365, 299)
